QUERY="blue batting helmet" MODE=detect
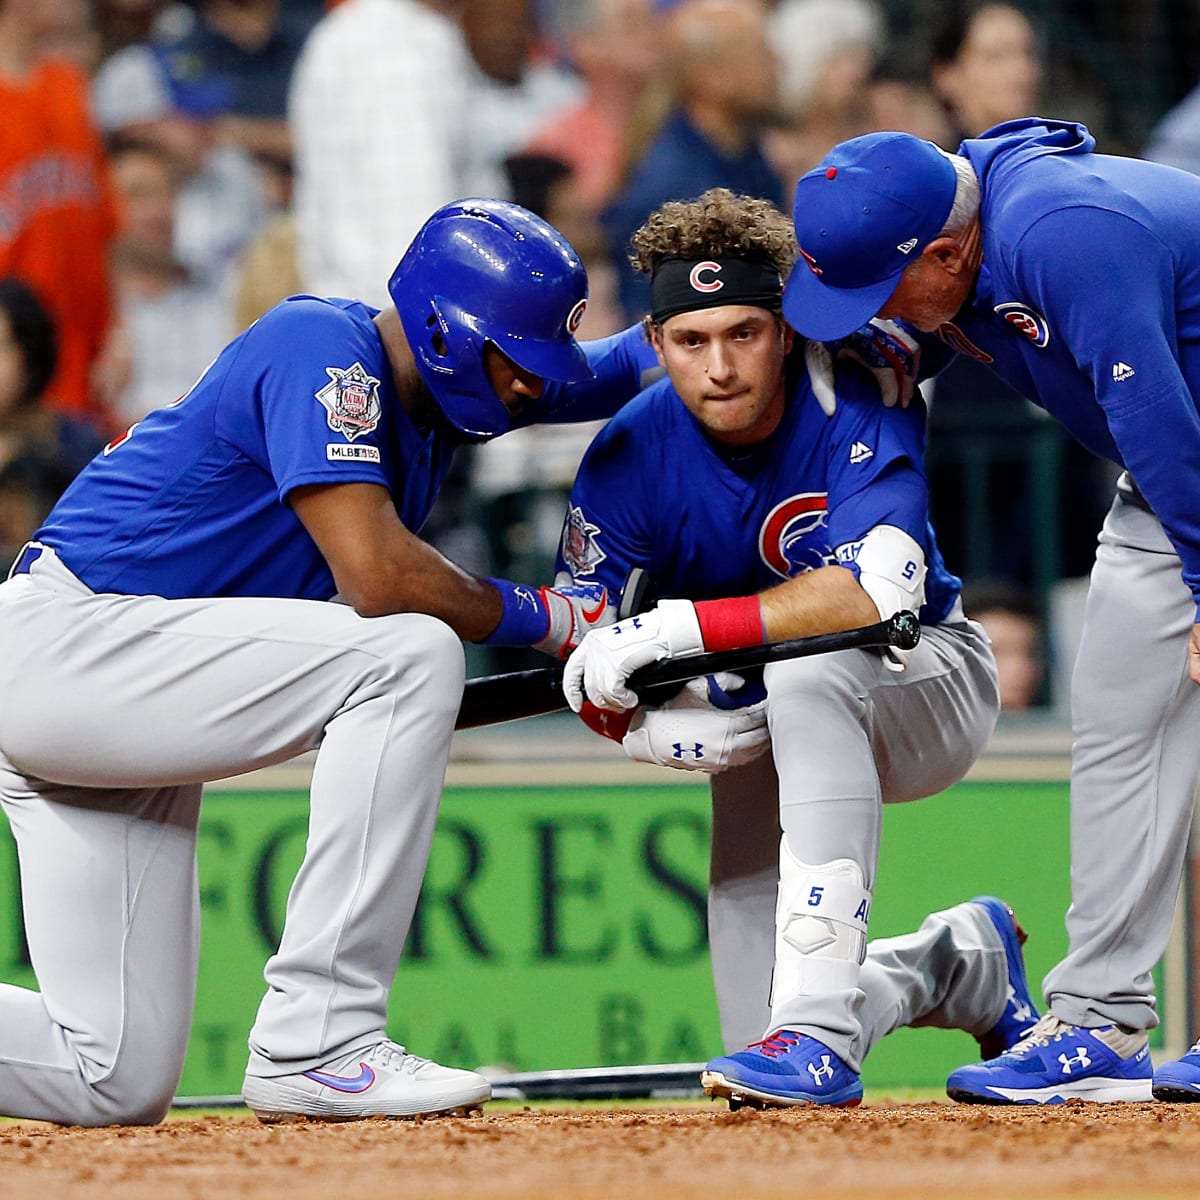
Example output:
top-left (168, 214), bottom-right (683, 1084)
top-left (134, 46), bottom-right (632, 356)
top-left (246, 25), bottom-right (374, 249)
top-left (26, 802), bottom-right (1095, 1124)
top-left (388, 198), bottom-right (592, 439)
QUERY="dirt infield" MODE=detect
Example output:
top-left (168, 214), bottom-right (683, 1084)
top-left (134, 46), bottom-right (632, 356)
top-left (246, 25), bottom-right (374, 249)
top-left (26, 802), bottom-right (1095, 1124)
top-left (4, 1100), bottom-right (1200, 1200)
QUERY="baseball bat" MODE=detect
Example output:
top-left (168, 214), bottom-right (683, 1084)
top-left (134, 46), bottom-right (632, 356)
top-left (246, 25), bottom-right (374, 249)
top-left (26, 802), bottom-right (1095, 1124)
top-left (454, 610), bottom-right (920, 730)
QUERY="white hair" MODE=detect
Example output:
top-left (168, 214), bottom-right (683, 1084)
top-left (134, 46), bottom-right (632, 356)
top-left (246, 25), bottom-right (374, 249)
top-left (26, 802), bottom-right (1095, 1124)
top-left (938, 152), bottom-right (981, 236)
top-left (768, 0), bottom-right (885, 113)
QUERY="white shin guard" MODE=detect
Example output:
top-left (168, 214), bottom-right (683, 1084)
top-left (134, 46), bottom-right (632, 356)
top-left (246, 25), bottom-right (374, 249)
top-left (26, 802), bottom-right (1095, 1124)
top-left (770, 839), bottom-right (871, 1005)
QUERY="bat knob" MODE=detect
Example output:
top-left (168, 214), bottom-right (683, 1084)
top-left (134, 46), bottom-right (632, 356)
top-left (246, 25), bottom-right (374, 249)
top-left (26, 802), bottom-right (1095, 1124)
top-left (889, 610), bottom-right (921, 650)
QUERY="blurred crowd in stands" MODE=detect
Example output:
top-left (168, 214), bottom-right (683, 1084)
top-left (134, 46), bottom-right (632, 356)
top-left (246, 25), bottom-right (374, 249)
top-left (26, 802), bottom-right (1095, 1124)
top-left (2, 0), bottom-right (1199, 706)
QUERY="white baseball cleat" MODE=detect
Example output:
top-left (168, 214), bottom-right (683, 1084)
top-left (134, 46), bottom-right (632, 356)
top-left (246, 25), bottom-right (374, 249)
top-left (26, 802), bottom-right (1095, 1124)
top-left (242, 1040), bottom-right (491, 1122)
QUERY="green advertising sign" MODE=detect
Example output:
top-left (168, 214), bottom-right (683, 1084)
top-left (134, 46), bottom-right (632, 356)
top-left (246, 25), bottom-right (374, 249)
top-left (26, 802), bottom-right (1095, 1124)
top-left (1, 778), bottom-right (1159, 1098)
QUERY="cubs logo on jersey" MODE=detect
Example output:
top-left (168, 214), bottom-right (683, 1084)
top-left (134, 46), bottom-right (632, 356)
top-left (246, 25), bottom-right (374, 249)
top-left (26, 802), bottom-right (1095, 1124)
top-left (562, 505), bottom-right (606, 577)
top-left (994, 302), bottom-right (1050, 348)
top-left (315, 362), bottom-right (382, 442)
top-left (759, 492), bottom-right (835, 578)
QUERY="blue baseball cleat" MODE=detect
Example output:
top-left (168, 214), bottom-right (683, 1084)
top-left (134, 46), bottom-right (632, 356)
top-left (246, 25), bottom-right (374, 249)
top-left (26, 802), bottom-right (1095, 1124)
top-left (947, 1015), bottom-right (1153, 1104)
top-left (702, 1030), bottom-right (863, 1109)
top-left (1152, 1042), bottom-right (1200, 1102)
top-left (969, 895), bottom-right (1041, 1060)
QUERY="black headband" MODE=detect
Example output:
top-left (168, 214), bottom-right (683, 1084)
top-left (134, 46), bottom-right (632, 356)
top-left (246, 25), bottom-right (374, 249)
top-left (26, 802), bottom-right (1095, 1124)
top-left (649, 256), bottom-right (783, 324)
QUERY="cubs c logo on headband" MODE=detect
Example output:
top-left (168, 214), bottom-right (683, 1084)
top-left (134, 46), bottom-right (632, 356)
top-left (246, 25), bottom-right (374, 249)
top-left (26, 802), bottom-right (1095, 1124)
top-left (689, 261), bottom-right (724, 293)
top-left (994, 302), bottom-right (1050, 348)
top-left (566, 297), bottom-right (588, 334)
top-left (759, 493), bottom-right (834, 579)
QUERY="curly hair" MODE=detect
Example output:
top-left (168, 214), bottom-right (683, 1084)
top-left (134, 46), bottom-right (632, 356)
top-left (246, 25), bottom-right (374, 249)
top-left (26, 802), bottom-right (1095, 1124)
top-left (630, 188), bottom-right (798, 280)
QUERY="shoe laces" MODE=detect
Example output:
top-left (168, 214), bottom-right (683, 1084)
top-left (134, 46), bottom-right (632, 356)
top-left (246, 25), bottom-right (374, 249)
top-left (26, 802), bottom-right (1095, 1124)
top-left (1009, 1013), bottom-right (1074, 1055)
top-left (747, 1030), bottom-right (802, 1058)
top-left (367, 1040), bottom-right (427, 1074)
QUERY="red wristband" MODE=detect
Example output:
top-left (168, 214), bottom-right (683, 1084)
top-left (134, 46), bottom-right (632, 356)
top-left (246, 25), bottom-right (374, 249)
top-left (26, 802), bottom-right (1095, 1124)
top-left (694, 595), bottom-right (765, 653)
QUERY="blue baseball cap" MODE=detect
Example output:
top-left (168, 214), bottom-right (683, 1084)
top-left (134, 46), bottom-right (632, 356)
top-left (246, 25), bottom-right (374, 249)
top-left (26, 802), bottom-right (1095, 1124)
top-left (783, 132), bottom-right (958, 341)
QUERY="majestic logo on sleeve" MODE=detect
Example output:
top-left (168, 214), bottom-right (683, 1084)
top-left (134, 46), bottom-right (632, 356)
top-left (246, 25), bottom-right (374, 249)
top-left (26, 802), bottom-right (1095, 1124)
top-left (759, 493), bottom-right (834, 579)
top-left (689, 262), bottom-right (724, 293)
top-left (315, 362), bottom-right (383, 442)
top-left (994, 302), bottom-right (1050, 349)
top-left (562, 505), bottom-right (607, 576)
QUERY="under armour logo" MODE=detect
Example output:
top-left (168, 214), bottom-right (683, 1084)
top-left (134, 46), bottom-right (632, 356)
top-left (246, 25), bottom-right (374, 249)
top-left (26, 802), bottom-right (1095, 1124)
top-left (613, 617), bottom-right (643, 635)
top-left (1058, 1047), bottom-right (1092, 1075)
top-left (807, 1056), bottom-right (835, 1085)
top-left (1006, 984), bottom-right (1034, 1024)
top-left (672, 743), bottom-right (704, 759)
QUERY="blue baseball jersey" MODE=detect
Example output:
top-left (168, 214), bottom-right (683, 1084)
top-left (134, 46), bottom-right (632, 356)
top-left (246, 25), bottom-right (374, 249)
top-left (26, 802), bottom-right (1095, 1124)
top-left (36, 296), bottom-right (652, 601)
top-left (935, 118), bottom-right (1200, 611)
top-left (556, 359), bottom-right (960, 623)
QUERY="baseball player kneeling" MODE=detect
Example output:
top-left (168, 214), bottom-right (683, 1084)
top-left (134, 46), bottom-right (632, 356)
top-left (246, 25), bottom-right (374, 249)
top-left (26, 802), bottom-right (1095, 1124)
top-left (558, 188), bottom-right (1034, 1108)
top-left (0, 200), bottom-right (663, 1126)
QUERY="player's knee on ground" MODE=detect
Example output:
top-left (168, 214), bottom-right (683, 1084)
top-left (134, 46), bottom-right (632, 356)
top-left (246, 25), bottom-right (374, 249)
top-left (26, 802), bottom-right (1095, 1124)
top-left (50, 1061), bottom-right (179, 1127)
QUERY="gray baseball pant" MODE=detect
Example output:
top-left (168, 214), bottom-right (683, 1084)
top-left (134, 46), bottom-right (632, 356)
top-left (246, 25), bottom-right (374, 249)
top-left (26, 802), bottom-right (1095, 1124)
top-left (0, 548), bottom-right (463, 1125)
top-left (1043, 485), bottom-right (1200, 1030)
top-left (708, 617), bottom-right (1000, 1069)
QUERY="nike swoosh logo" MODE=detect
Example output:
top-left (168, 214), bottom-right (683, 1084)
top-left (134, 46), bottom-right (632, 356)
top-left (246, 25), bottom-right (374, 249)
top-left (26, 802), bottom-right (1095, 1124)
top-left (581, 595), bottom-right (608, 625)
top-left (302, 1062), bottom-right (376, 1092)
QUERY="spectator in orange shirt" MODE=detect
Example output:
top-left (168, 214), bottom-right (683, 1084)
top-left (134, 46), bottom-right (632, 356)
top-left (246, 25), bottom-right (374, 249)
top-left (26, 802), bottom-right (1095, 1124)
top-left (0, 0), bottom-right (116, 421)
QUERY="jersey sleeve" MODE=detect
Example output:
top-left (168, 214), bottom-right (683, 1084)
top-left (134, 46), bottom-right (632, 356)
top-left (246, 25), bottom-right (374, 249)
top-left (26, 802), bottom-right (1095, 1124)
top-left (519, 324), bottom-right (661, 427)
top-left (553, 404), bottom-right (659, 608)
top-left (238, 301), bottom-right (394, 502)
top-left (1014, 207), bottom-right (1200, 611)
top-left (819, 365), bottom-right (933, 554)
top-left (911, 324), bottom-right (957, 382)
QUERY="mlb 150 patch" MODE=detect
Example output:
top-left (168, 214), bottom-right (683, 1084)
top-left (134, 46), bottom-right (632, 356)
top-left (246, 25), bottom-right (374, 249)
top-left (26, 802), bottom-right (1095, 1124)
top-left (327, 444), bottom-right (381, 462)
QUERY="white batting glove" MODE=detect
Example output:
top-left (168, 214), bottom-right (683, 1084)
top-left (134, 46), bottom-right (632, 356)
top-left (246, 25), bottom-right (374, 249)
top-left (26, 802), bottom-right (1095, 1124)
top-left (533, 579), bottom-right (614, 659)
top-left (622, 675), bottom-right (770, 773)
top-left (805, 318), bottom-right (921, 416)
top-left (563, 598), bottom-right (704, 713)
